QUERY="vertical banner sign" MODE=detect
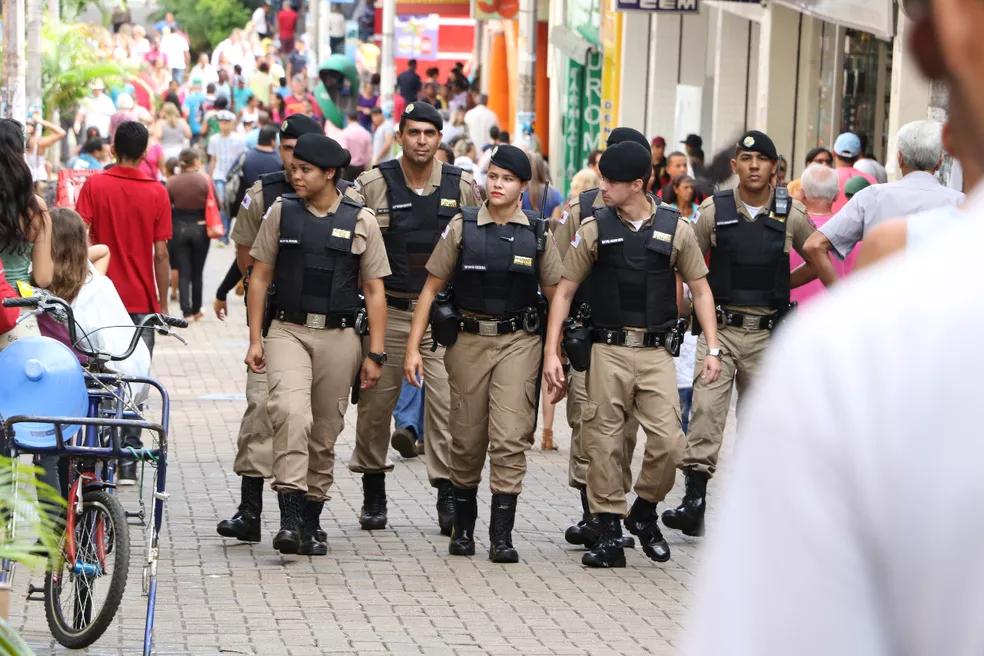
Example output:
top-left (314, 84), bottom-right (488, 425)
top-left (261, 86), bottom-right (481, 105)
top-left (599, 0), bottom-right (623, 142)
top-left (394, 14), bottom-right (440, 60)
top-left (562, 51), bottom-right (603, 191)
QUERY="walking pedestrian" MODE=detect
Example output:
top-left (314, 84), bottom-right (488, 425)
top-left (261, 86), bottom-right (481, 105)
top-left (207, 110), bottom-right (246, 242)
top-left (244, 133), bottom-right (389, 555)
top-left (404, 144), bottom-right (561, 563)
top-left (166, 149), bottom-right (213, 320)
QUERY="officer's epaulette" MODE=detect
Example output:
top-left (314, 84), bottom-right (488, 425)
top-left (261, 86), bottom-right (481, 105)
top-left (340, 195), bottom-right (364, 210)
top-left (356, 167), bottom-right (385, 188)
top-left (458, 168), bottom-right (475, 184)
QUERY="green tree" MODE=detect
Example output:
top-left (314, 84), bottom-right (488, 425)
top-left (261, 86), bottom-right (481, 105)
top-left (40, 21), bottom-right (130, 118)
top-left (157, 0), bottom-right (249, 54)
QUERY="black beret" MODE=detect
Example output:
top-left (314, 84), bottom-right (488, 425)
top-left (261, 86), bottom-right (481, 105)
top-left (607, 127), bottom-right (649, 151)
top-left (292, 134), bottom-right (349, 170)
top-left (489, 144), bottom-right (532, 181)
top-left (599, 142), bottom-right (651, 183)
top-left (400, 102), bottom-right (443, 130)
top-left (736, 130), bottom-right (778, 161)
top-left (280, 113), bottom-right (322, 140)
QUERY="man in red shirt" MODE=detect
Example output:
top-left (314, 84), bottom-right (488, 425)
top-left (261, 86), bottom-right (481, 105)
top-left (75, 120), bottom-right (172, 482)
top-left (283, 74), bottom-right (323, 121)
top-left (278, 3), bottom-right (298, 55)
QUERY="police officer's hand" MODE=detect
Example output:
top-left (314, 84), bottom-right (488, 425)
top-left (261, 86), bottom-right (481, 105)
top-left (543, 352), bottom-right (567, 404)
top-left (361, 358), bottom-right (382, 390)
top-left (404, 349), bottom-right (424, 388)
top-left (701, 353), bottom-right (722, 384)
top-left (245, 341), bottom-right (266, 373)
top-left (213, 298), bottom-right (227, 321)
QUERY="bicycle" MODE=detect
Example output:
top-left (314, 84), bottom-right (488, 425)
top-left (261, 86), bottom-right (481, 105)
top-left (0, 291), bottom-right (186, 654)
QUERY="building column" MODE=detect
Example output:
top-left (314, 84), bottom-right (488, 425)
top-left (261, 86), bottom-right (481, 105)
top-left (642, 14), bottom-right (680, 143)
top-left (886, 6), bottom-right (932, 180)
top-left (754, 3), bottom-right (800, 164)
top-left (708, 7), bottom-right (752, 154)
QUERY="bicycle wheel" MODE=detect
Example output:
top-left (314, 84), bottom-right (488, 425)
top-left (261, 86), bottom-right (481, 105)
top-left (44, 489), bottom-right (130, 649)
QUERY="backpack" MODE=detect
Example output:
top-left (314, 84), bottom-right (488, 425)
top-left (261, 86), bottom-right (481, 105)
top-left (225, 151), bottom-right (248, 210)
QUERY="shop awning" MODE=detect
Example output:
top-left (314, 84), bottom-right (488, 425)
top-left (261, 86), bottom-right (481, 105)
top-left (549, 25), bottom-right (597, 65)
top-left (772, 0), bottom-right (895, 40)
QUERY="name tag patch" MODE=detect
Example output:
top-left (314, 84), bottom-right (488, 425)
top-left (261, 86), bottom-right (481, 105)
top-left (513, 255), bottom-right (533, 267)
top-left (463, 264), bottom-right (486, 271)
top-left (600, 238), bottom-right (624, 245)
top-left (332, 228), bottom-right (352, 239)
top-left (279, 238), bottom-right (300, 245)
top-left (391, 203), bottom-right (413, 211)
top-left (652, 231), bottom-right (672, 242)
top-left (440, 198), bottom-right (458, 208)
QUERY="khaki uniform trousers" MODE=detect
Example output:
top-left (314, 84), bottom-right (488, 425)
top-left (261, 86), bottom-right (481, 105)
top-left (232, 367), bottom-right (274, 479)
top-left (350, 307), bottom-right (452, 485)
top-left (566, 370), bottom-right (638, 491)
top-left (444, 330), bottom-right (541, 494)
top-left (583, 344), bottom-right (684, 516)
top-left (681, 325), bottom-right (771, 476)
top-left (265, 320), bottom-right (362, 501)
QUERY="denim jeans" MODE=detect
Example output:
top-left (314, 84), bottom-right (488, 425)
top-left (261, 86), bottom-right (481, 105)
top-left (393, 378), bottom-right (424, 441)
top-left (212, 178), bottom-right (231, 243)
top-left (678, 386), bottom-right (694, 435)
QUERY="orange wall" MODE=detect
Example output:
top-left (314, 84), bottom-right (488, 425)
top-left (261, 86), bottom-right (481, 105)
top-left (536, 20), bottom-right (549, 157)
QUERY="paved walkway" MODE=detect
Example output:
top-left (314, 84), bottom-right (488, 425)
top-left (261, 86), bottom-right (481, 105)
top-left (11, 245), bottom-right (734, 655)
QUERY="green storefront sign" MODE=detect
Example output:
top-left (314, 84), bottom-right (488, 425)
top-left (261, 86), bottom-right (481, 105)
top-left (561, 51), bottom-right (602, 195)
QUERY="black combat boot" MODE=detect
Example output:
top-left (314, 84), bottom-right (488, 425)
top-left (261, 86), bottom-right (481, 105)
top-left (217, 476), bottom-right (263, 542)
top-left (488, 493), bottom-right (519, 564)
top-left (624, 497), bottom-right (671, 562)
top-left (359, 473), bottom-right (387, 530)
top-left (567, 487), bottom-right (635, 550)
top-left (581, 513), bottom-right (627, 568)
top-left (435, 479), bottom-right (456, 536)
top-left (272, 491), bottom-right (304, 554)
top-left (449, 487), bottom-right (477, 556)
top-left (298, 499), bottom-right (328, 556)
top-left (661, 469), bottom-right (708, 537)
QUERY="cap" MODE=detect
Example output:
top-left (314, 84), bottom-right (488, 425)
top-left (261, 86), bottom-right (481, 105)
top-left (844, 175), bottom-right (872, 198)
top-left (833, 132), bottom-right (862, 158)
top-left (598, 141), bottom-right (652, 183)
top-left (651, 136), bottom-right (666, 147)
top-left (115, 93), bottom-right (134, 110)
top-left (280, 113), bottom-right (322, 140)
top-left (683, 134), bottom-right (703, 149)
top-left (400, 102), bottom-right (443, 130)
top-left (292, 133), bottom-right (349, 170)
top-left (607, 127), bottom-right (649, 151)
top-left (90, 78), bottom-right (106, 90)
top-left (217, 110), bottom-right (236, 122)
top-left (189, 76), bottom-right (203, 87)
top-left (736, 130), bottom-right (778, 161)
top-left (489, 144), bottom-right (532, 181)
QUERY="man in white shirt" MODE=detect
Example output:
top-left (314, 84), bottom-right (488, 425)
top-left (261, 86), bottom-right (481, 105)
top-left (73, 79), bottom-right (117, 138)
top-left (802, 119), bottom-right (964, 285)
top-left (464, 94), bottom-right (499, 152)
top-left (160, 28), bottom-right (190, 84)
top-left (252, 2), bottom-right (269, 38)
top-left (685, 1), bottom-right (984, 652)
top-left (207, 111), bottom-right (246, 243)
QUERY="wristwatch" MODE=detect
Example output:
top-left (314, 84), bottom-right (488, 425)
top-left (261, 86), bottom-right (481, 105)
top-left (708, 347), bottom-right (722, 358)
top-left (367, 351), bottom-right (387, 366)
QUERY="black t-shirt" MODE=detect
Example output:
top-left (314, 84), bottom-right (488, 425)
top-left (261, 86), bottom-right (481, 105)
top-left (242, 148), bottom-right (283, 189)
top-left (396, 70), bottom-right (422, 103)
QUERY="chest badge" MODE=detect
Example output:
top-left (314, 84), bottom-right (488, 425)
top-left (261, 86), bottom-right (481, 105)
top-left (652, 231), bottom-right (672, 242)
top-left (513, 255), bottom-right (533, 267)
top-left (440, 198), bottom-right (458, 208)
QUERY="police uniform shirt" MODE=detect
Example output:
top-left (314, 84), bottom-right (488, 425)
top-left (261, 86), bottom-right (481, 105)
top-left (250, 196), bottom-right (392, 281)
top-left (692, 189), bottom-right (815, 316)
top-left (352, 159), bottom-right (481, 231)
top-left (562, 197), bottom-right (709, 286)
top-left (233, 178), bottom-right (363, 248)
top-left (553, 189), bottom-right (605, 260)
top-left (425, 203), bottom-right (563, 289)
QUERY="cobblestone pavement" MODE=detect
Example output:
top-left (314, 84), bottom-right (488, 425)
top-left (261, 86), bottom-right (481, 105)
top-left (11, 244), bottom-right (735, 655)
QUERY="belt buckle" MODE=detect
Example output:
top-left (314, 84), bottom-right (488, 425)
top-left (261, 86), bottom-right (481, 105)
top-left (741, 315), bottom-right (759, 330)
top-left (623, 330), bottom-right (645, 348)
top-left (478, 320), bottom-right (498, 337)
top-left (304, 313), bottom-right (327, 329)
top-left (406, 299), bottom-right (418, 312)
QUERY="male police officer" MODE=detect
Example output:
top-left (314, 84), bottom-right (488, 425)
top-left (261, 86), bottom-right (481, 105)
top-left (661, 130), bottom-right (817, 538)
top-left (544, 141), bottom-right (721, 568)
top-left (404, 144), bottom-right (562, 562)
top-left (553, 127), bottom-right (651, 549)
top-left (217, 113), bottom-right (325, 543)
top-left (350, 102), bottom-right (480, 533)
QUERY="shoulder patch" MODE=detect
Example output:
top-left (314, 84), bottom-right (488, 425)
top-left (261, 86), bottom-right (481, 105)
top-left (571, 233), bottom-right (582, 249)
top-left (691, 209), bottom-right (700, 224)
top-left (558, 210), bottom-right (569, 225)
top-left (241, 194), bottom-right (251, 209)
top-left (441, 223), bottom-right (452, 240)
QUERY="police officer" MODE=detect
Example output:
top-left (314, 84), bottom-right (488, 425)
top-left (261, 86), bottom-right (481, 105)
top-left (661, 130), bottom-right (816, 538)
top-left (552, 127), bottom-right (651, 549)
top-left (403, 145), bottom-right (562, 563)
top-left (217, 114), bottom-right (325, 543)
top-left (244, 134), bottom-right (391, 555)
top-left (349, 102), bottom-right (480, 534)
top-left (543, 141), bottom-right (722, 568)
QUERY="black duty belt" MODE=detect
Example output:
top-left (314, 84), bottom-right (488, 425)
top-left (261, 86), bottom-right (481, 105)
top-left (590, 328), bottom-right (668, 348)
top-left (275, 308), bottom-right (358, 329)
top-left (459, 316), bottom-right (524, 336)
top-left (385, 295), bottom-right (419, 311)
top-left (717, 308), bottom-right (779, 331)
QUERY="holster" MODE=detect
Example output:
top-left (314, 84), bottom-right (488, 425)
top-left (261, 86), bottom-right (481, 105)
top-left (261, 283), bottom-right (277, 337)
top-left (665, 317), bottom-right (688, 357)
top-left (562, 318), bottom-right (592, 372)
top-left (690, 309), bottom-right (703, 337)
top-left (355, 294), bottom-right (369, 336)
top-left (429, 287), bottom-right (460, 350)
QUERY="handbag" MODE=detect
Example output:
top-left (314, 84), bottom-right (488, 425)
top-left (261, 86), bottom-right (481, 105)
top-left (205, 181), bottom-right (225, 239)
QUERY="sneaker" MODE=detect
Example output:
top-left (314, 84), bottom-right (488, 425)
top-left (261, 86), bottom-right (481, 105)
top-left (117, 461), bottom-right (137, 486)
top-left (391, 427), bottom-right (418, 459)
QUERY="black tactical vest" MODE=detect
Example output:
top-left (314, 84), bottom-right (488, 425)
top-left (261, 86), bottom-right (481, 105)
top-left (260, 170), bottom-right (291, 213)
top-left (589, 205), bottom-right (680, 331)
top-left (572, 188), bottom-right (601, 309)
top-left (706, 190), bottom-right (791, 308)
top-left (453, 207), bottom-right (546, 317)
top-left (377, 159), bottom-right (462, 294)
top-left (271, 195), bottom-right (362, 316)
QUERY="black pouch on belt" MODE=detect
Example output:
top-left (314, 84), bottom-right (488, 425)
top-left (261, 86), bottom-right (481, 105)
top-left (563, 318), bottom-right (592, 372)
top-left (429, 287), bottom-right (460, 350)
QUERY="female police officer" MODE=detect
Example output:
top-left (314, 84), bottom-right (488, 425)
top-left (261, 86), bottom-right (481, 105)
top-left (245, 133), bottom-right (390, 556)
top-left (403, 145), bottom-right (562, 563)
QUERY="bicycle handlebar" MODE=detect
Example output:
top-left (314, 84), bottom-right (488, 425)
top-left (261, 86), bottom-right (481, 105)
top-left (3, 292), bottom-right (186, 361)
